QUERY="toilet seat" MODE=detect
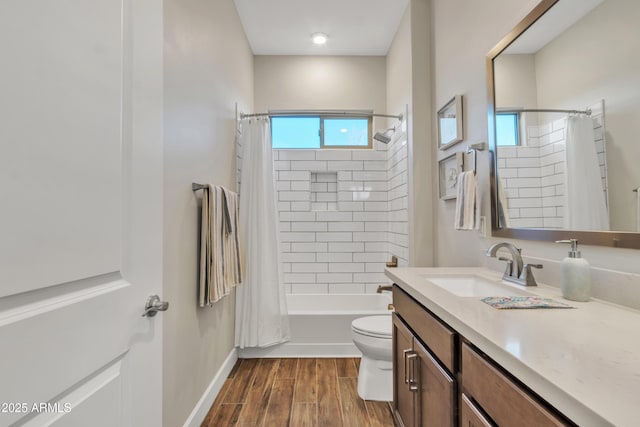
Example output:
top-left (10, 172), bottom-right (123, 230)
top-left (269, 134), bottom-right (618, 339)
top-left (351, 315), bottom-right (392, 339)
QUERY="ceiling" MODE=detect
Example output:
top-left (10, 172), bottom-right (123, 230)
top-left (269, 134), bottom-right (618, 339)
top-left (233, 0), bottom-right (409, 56)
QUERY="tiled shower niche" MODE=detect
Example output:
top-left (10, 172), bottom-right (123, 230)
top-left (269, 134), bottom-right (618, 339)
top-left (311, 172), bottom-right (338, 211)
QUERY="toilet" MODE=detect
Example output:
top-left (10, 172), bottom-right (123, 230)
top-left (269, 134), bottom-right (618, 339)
top-left (351, 315), bottom-right (393, 401)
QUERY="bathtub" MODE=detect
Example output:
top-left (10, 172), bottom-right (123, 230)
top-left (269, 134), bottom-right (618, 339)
top-left (237, 293), bottom-right (393, 358)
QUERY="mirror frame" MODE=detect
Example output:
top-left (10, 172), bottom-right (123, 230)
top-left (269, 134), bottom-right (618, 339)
top-left (487, 0), bottom-right (640, 249)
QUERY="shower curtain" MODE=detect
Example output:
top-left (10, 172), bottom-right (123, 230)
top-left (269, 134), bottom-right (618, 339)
top-left (564, 116), bottom-right (609, 231)
top-left (235, 117), bottom-right (290, 348)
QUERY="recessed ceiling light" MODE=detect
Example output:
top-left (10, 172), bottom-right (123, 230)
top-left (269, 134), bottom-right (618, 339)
top-left (312, 33), bottom-right (328, 45)
top-left (340, 128), bottom-right (348, 133)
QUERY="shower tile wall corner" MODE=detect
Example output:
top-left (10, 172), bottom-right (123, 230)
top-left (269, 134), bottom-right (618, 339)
top-left (498, 115), bottom-right (606, 229)
top-left (237, 134), bottom-right (409, 294)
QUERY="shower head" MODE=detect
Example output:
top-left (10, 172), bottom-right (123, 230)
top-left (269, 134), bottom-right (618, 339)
top-left (373, 131), bottom-right (392, 144)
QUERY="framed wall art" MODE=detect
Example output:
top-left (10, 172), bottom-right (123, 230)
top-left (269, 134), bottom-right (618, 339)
top-left (437, 95), bottom-right (463, 150)
top-left (439, 151), bottom-right (464, 200)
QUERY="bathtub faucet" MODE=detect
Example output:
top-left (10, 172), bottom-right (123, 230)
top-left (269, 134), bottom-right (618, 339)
top-left (376, 285), bottom-right (393, 293)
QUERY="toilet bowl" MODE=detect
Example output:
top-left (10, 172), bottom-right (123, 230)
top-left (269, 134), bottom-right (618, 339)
top-left (351, 315), bottom-right (392, 401)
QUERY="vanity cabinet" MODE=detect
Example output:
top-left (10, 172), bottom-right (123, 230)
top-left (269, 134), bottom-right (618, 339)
top-left (392, 284), bottom-right (574, 427)
top-left (393, 313), bottom-right (417, 427)
top-left (392, 288), bottom-right (457, 427)
top-left (460, 393), bottom-right (493, 427)
top-left (462, 343), bottom-right (568, 427)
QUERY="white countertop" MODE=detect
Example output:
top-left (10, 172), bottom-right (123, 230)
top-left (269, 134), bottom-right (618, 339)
top-left (385, 267), bottom-right (640, 427)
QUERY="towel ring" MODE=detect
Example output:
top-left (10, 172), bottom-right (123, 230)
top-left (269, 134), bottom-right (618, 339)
top-left (467, 142), bottom-right (487, 174)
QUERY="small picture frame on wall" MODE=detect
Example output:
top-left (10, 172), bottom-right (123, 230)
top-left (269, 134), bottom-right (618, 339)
top-left (437, 95), bottom-right (463, 150)
top-left (439, 152), bottom-right (464, 200)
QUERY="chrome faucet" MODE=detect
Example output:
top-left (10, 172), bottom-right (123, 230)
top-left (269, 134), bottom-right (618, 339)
top-left (485, 242), bottom-right (542, 287)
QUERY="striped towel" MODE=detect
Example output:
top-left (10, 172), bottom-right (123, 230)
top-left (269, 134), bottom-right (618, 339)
top-left (221, 187), bottom-right (242, 291)
top-left (199, 185), bottom-right (242, 306)
top-left (454, 171), bottom-right (477, 230)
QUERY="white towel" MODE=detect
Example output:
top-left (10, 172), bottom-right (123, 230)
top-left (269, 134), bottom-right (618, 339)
top-left (454, 171), bottom-right (477, 230)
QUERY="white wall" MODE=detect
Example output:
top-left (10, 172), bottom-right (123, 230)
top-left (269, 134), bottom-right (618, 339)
top-left (162, 0), bottom-right (253, 425)
top-left (494, 54), bottom-right (539, 110)
top-left (254, 55), bottom-right (386, 112)
top-left (432, 0), bottom-right (640, 310)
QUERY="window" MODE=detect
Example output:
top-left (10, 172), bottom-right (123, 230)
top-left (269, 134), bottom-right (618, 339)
top-left (496, 113), bottom-right (520, 146)
top-left (271, 115), bottom-right (371, 149)
top-left (271, 117), bottom-right (320, 149)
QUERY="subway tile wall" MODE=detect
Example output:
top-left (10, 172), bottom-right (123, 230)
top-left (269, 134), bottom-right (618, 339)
top-left (387, 131), bottom-right (409, 266)
top-left (498, 115), bottom-right (606, 229)
top-left (236, 127), bottom-right (409, 294)
top-left (275, 146), bottom-right (387, 294)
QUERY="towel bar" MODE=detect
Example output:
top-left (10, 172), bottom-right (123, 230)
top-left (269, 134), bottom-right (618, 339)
top-left (192, 183), bottom-right (208, 191)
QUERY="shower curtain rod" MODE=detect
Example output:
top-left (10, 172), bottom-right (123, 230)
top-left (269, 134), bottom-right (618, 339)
top-left (240, 110), bottom-right (403, 120)
top-left (497, 108), bottom-right (592, 116)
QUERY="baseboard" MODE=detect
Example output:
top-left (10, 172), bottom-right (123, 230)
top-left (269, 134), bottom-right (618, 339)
top-left (183, 347), bottom-right (238, 427)
top-left (238, 342), bottom-right (361, 358)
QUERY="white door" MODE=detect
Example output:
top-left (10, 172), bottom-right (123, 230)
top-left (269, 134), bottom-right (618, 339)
top-left (0, 0), bottom-right (163, 426)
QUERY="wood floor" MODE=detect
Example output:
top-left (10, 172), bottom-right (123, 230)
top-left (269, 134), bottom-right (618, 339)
top-left (201, 358), bottom-right (395, 427)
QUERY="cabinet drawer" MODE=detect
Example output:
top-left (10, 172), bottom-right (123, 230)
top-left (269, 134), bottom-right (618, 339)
top-left (461, 393), bottom-right (494, 427)
top-left (393, 285), bottom-right (456, 373)
top-left (462, 343), bottom-right (570, 427)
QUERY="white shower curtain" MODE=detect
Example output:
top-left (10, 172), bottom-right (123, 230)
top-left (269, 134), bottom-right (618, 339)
top-left (564, 116), bottom-right (609, 231)
top-left (235, 118), bottom-right (290, 348)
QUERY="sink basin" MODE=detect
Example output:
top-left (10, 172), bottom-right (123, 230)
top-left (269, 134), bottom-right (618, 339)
top-left (422, 274), bottom-right (534, 297)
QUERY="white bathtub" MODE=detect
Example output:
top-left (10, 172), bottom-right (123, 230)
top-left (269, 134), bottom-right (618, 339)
top-left (238, 293), bottom-right (393, 358)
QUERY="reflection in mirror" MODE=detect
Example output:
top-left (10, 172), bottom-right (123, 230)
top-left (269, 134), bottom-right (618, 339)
top-left (491, 0), bottom-right (640, 235)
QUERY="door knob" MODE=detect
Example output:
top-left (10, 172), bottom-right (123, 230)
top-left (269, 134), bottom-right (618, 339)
top-left (142, 295), bottom-right (169, 317)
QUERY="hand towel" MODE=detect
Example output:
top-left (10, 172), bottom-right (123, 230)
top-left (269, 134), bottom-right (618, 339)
top-left (482, 296), bottom-right (573, 309)
top-left (454, 171), bottom-right (477, 230)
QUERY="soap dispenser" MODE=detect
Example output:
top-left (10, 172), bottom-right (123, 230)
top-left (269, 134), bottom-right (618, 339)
top-left (555, 239), bottom-right (591, 302)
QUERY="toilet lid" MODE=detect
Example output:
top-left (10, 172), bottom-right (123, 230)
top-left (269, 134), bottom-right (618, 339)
top-left (352, 315), bottom-right (392, 338)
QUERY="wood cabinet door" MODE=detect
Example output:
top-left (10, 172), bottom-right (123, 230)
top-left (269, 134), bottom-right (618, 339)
top-left (462, 343), bottom-right (569, 427)
top-left (393, 313), bottom-right (416, 427)
top-left (414, 338), bottom-right (457, 427)
top-left (461, 393), bottom-right (494, 427)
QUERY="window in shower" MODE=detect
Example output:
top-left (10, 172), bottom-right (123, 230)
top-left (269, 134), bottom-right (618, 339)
top-left (271, 115), bottom-right (371, 149)
top-left (496, 112), bottom-right (520, 146)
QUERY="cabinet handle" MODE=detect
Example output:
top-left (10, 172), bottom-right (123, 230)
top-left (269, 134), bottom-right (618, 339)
top-left (403, 349), bottom-right (412, 384)
top-left (407, 352), bottom-right (419, 392)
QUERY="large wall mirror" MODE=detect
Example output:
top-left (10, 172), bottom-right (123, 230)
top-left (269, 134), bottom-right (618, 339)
top-left (487, 0), bottom-right (640, 248)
